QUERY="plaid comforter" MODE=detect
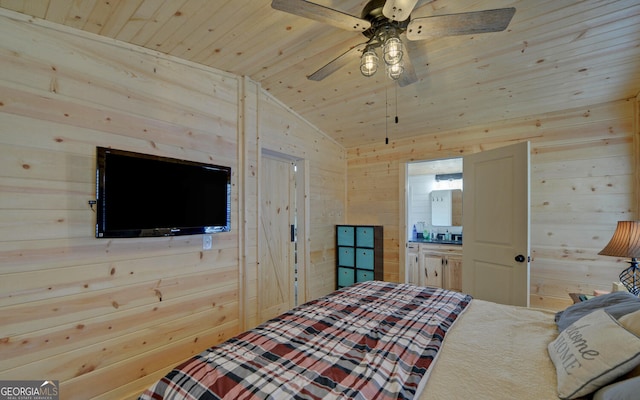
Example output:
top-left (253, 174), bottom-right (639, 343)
top-left (139, 281), bottom-right (471, 400)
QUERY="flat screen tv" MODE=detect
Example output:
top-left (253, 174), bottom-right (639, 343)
top-left (95, 147), bottom-right (231, 238)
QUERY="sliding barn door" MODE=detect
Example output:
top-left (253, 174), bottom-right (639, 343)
top-left (259, 155), bottom-right (296, 322)
top-left (462, 142), bottom-right (530, 307)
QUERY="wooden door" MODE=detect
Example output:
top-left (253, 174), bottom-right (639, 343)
top-left (259, 155), bottom-right (296, 322)
top-left (462, 142), bottom-right (530, 306)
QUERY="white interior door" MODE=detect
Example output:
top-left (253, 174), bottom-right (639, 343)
top-left (462, 142), bottom-right (530, 307)
top-left (259, 155), bottom-right (296, 321)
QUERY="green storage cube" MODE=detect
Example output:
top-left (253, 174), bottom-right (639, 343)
top-left (338, 267), bottom-right (355, 287)
top-left (336, 225), bottom-right (382, 290)
top-left (337, 226), bottom-right (355, 247)
top-left (356, 248), bottom-right (374, 270)
top-left (356, 269), bottom-right (373, 282)
top-left (338, 247), bottom-right (355, 267)
top-left (356, 226), bottom-right (374, 248)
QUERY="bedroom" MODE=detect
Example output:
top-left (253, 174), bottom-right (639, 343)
top-left (0, 0), bottom-right (639, 398)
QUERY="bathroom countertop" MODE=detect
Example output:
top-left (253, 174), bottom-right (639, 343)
top-left (409, 239), bottom-right (462, 246)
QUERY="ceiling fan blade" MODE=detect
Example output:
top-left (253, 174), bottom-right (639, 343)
top-left (271, 0), bottom-right (370, 32)
top-left (406, 7), bottom-right (516, 40)
top-left (383, 0), bottom-right (420, 22)
top-left (397, 42), bottom-right (418, 87)
top-left (308, 43), bottom-right (368, 81)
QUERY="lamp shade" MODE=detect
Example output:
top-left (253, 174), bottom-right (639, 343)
top-left (598, 221), bottom-right (640, 258)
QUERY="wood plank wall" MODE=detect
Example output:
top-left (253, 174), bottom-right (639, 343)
top-left (346, 98), bottom-right (637, 310)
top-left (0, 9), bottom-right (346, 399)
top-left (240, 78), bottom-right (346, 329)
top-left (257, 92), bottom-right (346, 303)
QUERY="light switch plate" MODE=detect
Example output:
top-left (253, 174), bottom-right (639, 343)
top-left (203, 235), bottom-right (212, 250)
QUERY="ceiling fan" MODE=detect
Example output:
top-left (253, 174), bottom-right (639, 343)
top-left (271, 0), bottom-right (516, 86)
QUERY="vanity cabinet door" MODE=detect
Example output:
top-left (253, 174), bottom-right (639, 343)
top-left (406, 243), bottom-right (462, 291)
top-left (444, 255), bottom-right (463, 292)
top-left (421, 251), bottom-right (444, 288)
top-left (406, 244), bottom-right (420, 285)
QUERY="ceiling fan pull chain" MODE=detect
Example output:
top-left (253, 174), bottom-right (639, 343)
top-left (385, 85), bottom-right (389, 144)
top-left (395, 84), bottom-right (399, 124)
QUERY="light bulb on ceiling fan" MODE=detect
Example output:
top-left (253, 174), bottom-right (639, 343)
top-left (387, 61), bottom-right (404, 80)
top-left (360, 48), bottom-right (379, 77)
top-left (383, 28), bottom-right (403, 66)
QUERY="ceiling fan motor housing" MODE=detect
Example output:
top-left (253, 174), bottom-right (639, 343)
top-left (361, 0), bottom-right (410, 41)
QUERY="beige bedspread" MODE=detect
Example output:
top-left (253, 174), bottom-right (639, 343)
top-left (419, 298), bottom-right (560, 400)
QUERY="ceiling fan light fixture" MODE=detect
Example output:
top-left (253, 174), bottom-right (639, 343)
top-left (386, 61), bottom-right (404, 80)
top-left (271, 0), bottom-right (516, 87)
top-left (360, 48), bottom-right (379, 77)
top-left (383, 29), bottom-right (403, 66)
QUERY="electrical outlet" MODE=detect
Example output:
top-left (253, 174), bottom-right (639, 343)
top-left (203, 235), bottom-right (212, 250)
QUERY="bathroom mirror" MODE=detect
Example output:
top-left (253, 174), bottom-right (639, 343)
top-left (431, 189), bottom-right (462, 226)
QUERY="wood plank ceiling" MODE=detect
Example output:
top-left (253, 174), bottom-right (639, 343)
top-left (1, 0), bottom-right (639, 148)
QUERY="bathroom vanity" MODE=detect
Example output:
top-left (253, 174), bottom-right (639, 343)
top-left (406, 240), bottom-right (462, 292)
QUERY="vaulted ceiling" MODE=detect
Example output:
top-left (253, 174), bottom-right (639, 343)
top-left (2, 0), bottom-right (639, 148)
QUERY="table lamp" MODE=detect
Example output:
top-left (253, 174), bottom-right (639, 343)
top-left (598, 221), bottom-right (640, 296)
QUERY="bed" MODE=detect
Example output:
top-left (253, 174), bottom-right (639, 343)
top-left (139, 280), bottom-right (640, 400)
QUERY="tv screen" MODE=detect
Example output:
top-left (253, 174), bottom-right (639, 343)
top-left (96, 147), bottom-right (231, 238)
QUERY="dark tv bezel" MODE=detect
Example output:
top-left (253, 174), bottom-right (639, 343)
top-left (95, 147), bottom-right (231, 238)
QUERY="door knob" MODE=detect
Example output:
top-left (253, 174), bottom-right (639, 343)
top-left (515, 254), bottom-right (527, 263)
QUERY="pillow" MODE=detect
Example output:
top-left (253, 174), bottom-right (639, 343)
top-left (555, 291), bottom-right (640, 332)
top-left (619, 308), bottom-right (640, 337)
top-left (593, 376), bottom-right (640, 400)
top-left (619, 309), bottom-right (640, 379)
top-left (548, 309), bottom-right (640, 399)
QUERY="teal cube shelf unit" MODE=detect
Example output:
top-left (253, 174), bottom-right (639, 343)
top-left (336, 225), bottom-right (383, 289)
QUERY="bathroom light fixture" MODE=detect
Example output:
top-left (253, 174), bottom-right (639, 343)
top-left (598, 221), bottom-right (640, 296)
top-left (435, 173), bottom-right (463, 182)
